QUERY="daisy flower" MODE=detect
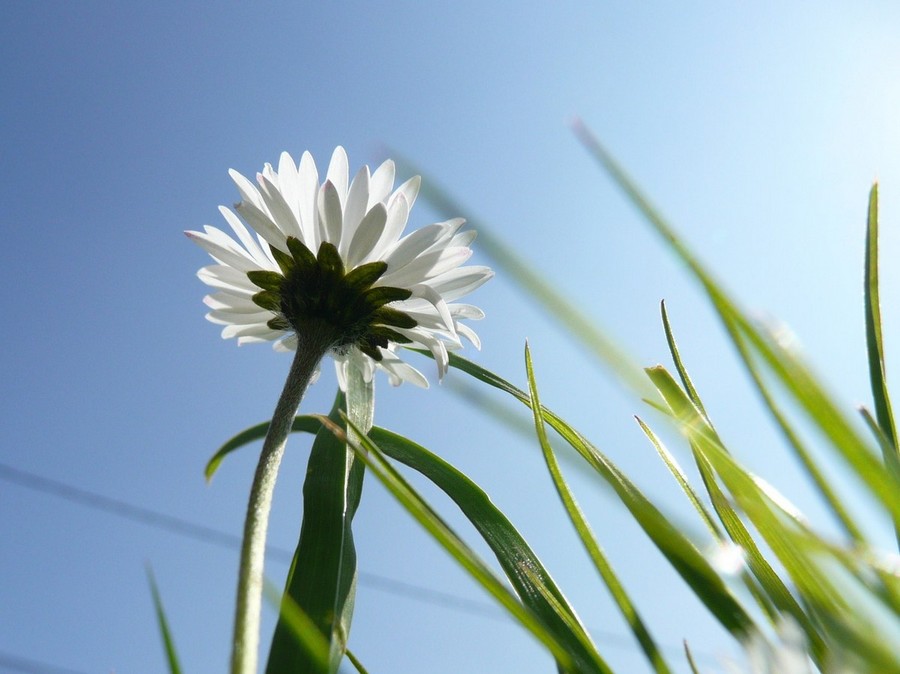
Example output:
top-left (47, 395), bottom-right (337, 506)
top-left (187, 146), bottom-right (492, 388)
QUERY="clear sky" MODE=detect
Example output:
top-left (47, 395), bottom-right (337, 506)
top-left (3, 2), bottom-right (900, 672)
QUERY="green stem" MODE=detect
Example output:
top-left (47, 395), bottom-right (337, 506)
top-left (231, 343), bottom-right (327, 674)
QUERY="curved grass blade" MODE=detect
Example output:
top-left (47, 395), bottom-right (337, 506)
top-left (212, 412), bottom-right (606, 671)
top-left (365, 427), bottom-right (609, 673)
top-left (206, 416), bottom-right (324, 482)
top-left (525, 344), bottom-right (673, 674)
top-left (319, 415), bottom-right (587, 674)
top-left (573, 121), bottom-right (900, 528)
top-left (266, 390), bottom-right (364, 674)
top-left (440, 351), bottom-right (755, 638)
top-left (147, 566), bottom-right (183, 674)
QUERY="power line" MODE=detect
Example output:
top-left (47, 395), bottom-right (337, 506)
top-left (0, 649), bottom-right (89, 674)
top-left (0, 461), bottom-right (502, 617)
top-left (0, 461), bottom-right (721, 666)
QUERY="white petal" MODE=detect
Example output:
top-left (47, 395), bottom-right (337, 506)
top-left (204, 293), bottom-right (264, 313)
top-left (235, 200), bottom-right (288, 251)
top-left (369, 159), bottom-right (396, 206)
top-left (346, 203), bottom-right (387, 269)
top-left (456, 322), bottom-right (481, 349)
top-left (381, 222), bottom-right (450, 272)
top-left (341, 165), bottom-right (370, 258)
top-left (367, 193), bottom-right (409, 260)
top-left (377, 350), bottom-right (429, 388)
top-left (407, 283), bottom-right (456, 336)
top-left (222, 322), bottom-right (281, 339)
top-left (326, 146), bottom-right (349, 204)
top-left (425, 266), bottom-right (494, 302)
top-left (218, 206), bottom-right (269, 264)
top-left (276, 152), bottom-right (301, 220)
top-left (229, 169), bottom-right (266, 212)
top-left (207, 309), bottom-right (273, 326)
top-left (297, 151), bottom-right (320, 247)
top-left (318, 180), bottom-right (343, 247)
top-left (258, 174), bottom-right (303, 240)
top-left (187, 228), bottom-right (259, 274)
top-left (197, 264), bottom-right (259, 296)
top-left (392, 175), bottom-right (421, 211)
top-left (380, 247), bottom-right (472, 287)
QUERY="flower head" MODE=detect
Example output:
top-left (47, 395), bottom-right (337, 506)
top-left (187, 147), bottom-right (492, 388)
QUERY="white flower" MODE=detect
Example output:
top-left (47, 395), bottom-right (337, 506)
top-left (187, 147), bottom-right (492, 388)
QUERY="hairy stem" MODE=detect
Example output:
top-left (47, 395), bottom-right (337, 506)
top-left (231, 341), bottom-right (327, 674)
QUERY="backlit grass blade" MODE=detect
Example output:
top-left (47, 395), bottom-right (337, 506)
top-left (525, 344), bottom-right (673, 674)
top-left (717, 314), bottom-right (865, 542)
top-left (362, 427), bottom-right (609, 673)
top-left (317, 415), bottom-right (589, 674)
top-left (864, 183), bottom-right (900, 547)
top-left (266, 391), bottom-right (364, 674)
top-left (864, 183), bottom-right (898, 451)
top-left (660, 300), bottom-right (707, 419)
top-left (208, 412), bottom-right (606, 672)
top-left (573, 121), bottom-right (900, 527)
top-left (442, 351), bottom-right (755, 638)
top-left (645, 366), bottom-right (834, 661)
top-left (654, 311), bottom-right (812, 624)
top-left (147, 567), bottom-right (183, 674)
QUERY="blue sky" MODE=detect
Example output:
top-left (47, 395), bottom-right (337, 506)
top-left (3, 2), bottom-right (900, 672)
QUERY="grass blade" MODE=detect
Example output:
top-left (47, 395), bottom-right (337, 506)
top-left (365, 427), bottom-right (609, 673)
top-left (262, 580), bottom-right (331, 672)
top-left (147, 567), bottom-right (183, 674)
top-left (266, 391), bottom-right (364, 674)
top-left (525, 344), bottom-right (673, 674)
top-left (864, 183), bottom-right (900, 548)
top-left (442, 351), bottom-right (755, 638)
top-left (573, 121), bottom-right (900, 528)
top-left (318, 415), bottom-right (589, 673)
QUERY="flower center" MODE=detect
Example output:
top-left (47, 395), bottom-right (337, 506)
top-left (246, 237), bottom-right (417, 361)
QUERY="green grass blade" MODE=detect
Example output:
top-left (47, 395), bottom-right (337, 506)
top-left (864, 183), bottom-right (900, 548)
top-left (365, 427), bottom-right (609, 673)
top-left (644, 366), bottom-right (834, 662)
top-left (262, 580), bottom-right (331, 672)
top-left (205, 416), bottom-right (323, 482)
top-left (660, 300), bottom-right (707, 419)
top-left (345, 649), bottom-right (370, 674)
top-left (146, 567), bottom-right (183, 674)
top-left (442, 351), bottom-right (755, 638)
top-left (266, 390), bottom-right (364, 674)
top-left (683, 642), bottom-right (701, 674)
top-left (718, 316), bottom-right (866, 542)
top-left (573, 121), bottom-right (900, 528)
top-left (318, 415), bottom-right (588, 674)
top-left (864, 183), bottom-right (898, 450)
top-left (634, 417), bottom-right (722, 539)
top-left (525, 344), bottom-right (673, 674)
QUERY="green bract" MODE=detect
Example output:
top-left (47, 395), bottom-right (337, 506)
top-left (247, 238), bottom-right (416, 362)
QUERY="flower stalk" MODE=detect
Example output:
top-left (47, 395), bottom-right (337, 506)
top-left (231, 340), bottom-right (329, 674)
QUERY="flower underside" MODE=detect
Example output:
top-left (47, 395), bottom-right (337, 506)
top-left (247, 236), bottom-right (417, 362)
